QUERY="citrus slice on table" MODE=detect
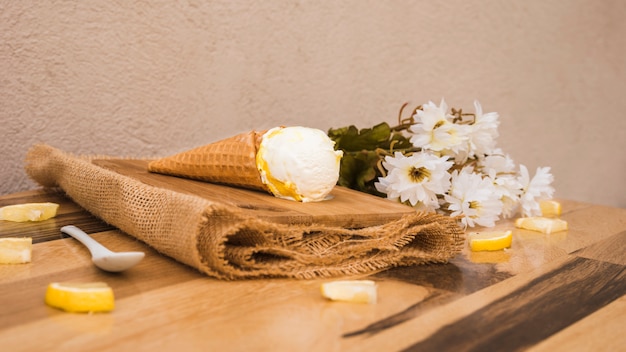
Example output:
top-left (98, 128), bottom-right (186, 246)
top-left (320, 280), bottom-right (377, 304)
top-left (539, 200), bottom-right (562, 217)
top-left (0, 202), bottom-right (59, 222)
top-left (515, 217), bottom-right (568, 234)
top-left (0, 237), bottom-right (32, 264)
top-left (45, 282), bottom-right (115, 313)
top-left (468, 230), bottom-right (513, 252)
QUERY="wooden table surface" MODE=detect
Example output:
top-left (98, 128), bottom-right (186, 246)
top-left (1, 189), bottom-right (625, 351)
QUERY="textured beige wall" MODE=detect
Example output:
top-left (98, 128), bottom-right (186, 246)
top-left (1, 1), bottom-right (625, 208)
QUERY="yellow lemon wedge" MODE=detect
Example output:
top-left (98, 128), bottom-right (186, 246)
top-left (0, 202), bottom-right (59, 222)
top-left (320, 280), bottom-right (377, 304)
top-left (468, 230), bottom-right (513, 252)
top-left (515, 217), bottom-right (568, 234)
top-left (0, 237), bottom-right (33, 264)
top-left (45, 282), bottom-right (115, 313)
top-left (539, 200), bottom-right (562, 217)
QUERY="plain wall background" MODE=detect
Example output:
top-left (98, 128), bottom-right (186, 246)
top-left (2, 0), bottom-right (625, 208)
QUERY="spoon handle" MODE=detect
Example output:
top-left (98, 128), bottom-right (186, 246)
top-left (60, 225), bottom-right (112, 257)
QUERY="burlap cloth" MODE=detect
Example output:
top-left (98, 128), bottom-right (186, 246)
top-left (25, 144), bottom-right (464, 280)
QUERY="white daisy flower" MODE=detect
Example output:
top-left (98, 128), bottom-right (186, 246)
top-left (355, 98), bottom-right (556, 226)
top-left (518, 165), bottom-right (555, 216)
top-left (470, 101), bottom-right (499, 154)
top-left (445, 168), bottom-right (503, 227)
top-left (373, 175), bottom-right (391, 194)
top-left (478, 150), bottom-right (516, 175)
top-left (375, 151), bottom-right (453, 211)
top-left (487, 169), bottom-right (523, 218)
top-left (409, 99), bottom-right (469, 154)
top-left (477, 152), bottom-right (522, 218)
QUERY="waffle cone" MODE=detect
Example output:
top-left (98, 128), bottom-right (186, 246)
top-left (148, 130), bottom-right (270, 192)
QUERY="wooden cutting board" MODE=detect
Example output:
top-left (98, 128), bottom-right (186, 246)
top-left (93, 159), bottom-right (416, 228)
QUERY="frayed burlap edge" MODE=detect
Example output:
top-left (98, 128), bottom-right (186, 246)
top-left (24, 144), bottom-right (465, 280)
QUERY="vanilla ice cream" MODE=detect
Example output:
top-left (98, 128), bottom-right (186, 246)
top-left (256, 126), bottom-right (343, 202)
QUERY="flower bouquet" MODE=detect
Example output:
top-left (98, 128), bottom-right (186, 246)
top-left (328, 99), bottom-right (554, 228)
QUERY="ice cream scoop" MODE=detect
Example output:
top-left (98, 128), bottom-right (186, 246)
top-left (148, 126), bottom-right (343, 202)
top-left (256, 126), bottom-right (343, 202)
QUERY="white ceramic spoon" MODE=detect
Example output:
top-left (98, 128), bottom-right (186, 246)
top-left (60, 225), bottom-right (145, 272)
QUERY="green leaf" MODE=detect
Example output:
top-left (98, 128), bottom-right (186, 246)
top-left (329, 121), bottom-right (416, 197)
top-left (329, 123), bottom-right (403, 152)
top-left (337, 151), bottom-right (385, 196)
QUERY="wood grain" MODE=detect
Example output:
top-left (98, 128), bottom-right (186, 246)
top-left (402, 256), bottom-right (625, 351)
top-left (1, 190), bottom-right (625, 351)
top-left (92, 159), bottom-right (416, 227)
top-left (529, 294), bottom-right (626, 352)
top-left (574, 230), bottom-right (626, 265)
top-left (0, 189), bottom-right (115, 243)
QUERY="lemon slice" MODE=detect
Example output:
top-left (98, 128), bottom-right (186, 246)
top-left (515, 217), bottom-right (568, 234)
top-left (45, 282), bottom-right (115, 313)
top-left (0, 202), bottom-right (59, 222)
top-left (321, 280), bottom-right (377, 304)
top-left (539, 200), bottom-right (562, 217)
top-left (468, 230), bottom-right (513, 251)
top-left (0, 237), bottom-right (33, 264)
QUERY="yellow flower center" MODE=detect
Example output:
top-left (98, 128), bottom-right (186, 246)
top-left (409, 166), bottom-right (431, 183)
top-left (433, 120), bottom-right (445, 129)
top-left (469, 200), bottom-right (480, 210)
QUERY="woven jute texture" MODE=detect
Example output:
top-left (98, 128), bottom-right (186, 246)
top-left (25, 144), bottom-right (465, 280)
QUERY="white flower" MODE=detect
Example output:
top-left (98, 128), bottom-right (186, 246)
top-left (475, 152), bottom-right (521, 218)
top-left (373, 175), bottom-right (391, 192)
top-left (487, 169), bottom-right (523, 218)
top-left (478, 150), bottom-right (516, 175)
top-left (364, 98), bottom-right (556, 227)
top-left (375, 151), bottom-right (453, 211)
top-left (409, 99), bottom-right (469, 154)
top-left (465, 100), bottom-right (500, 158)
top-left (445, 168), bottom-right (503, 227)
top-left (518, 165), bottom-right (555, 216)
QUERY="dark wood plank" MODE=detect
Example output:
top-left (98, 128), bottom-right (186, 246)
top-left (340, 205), bottom-right (626, 349)
top-left (0, 189), bottom-right (68, 207)
top-left (375, 256), bottom-right (514, 294)
top-left (401, 256), bottom-right (626, 352)
top-left (573, 230), bottom-right (626, 265)
top-left (0, 190), bottom-right (115, 243)
top-left (343, 289), bottom-right (459, 338)
top-left (343, 257), bottom-right (515, 338)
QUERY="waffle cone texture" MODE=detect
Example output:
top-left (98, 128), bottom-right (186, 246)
top-left (147, 130), bottom-right (269, 192)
